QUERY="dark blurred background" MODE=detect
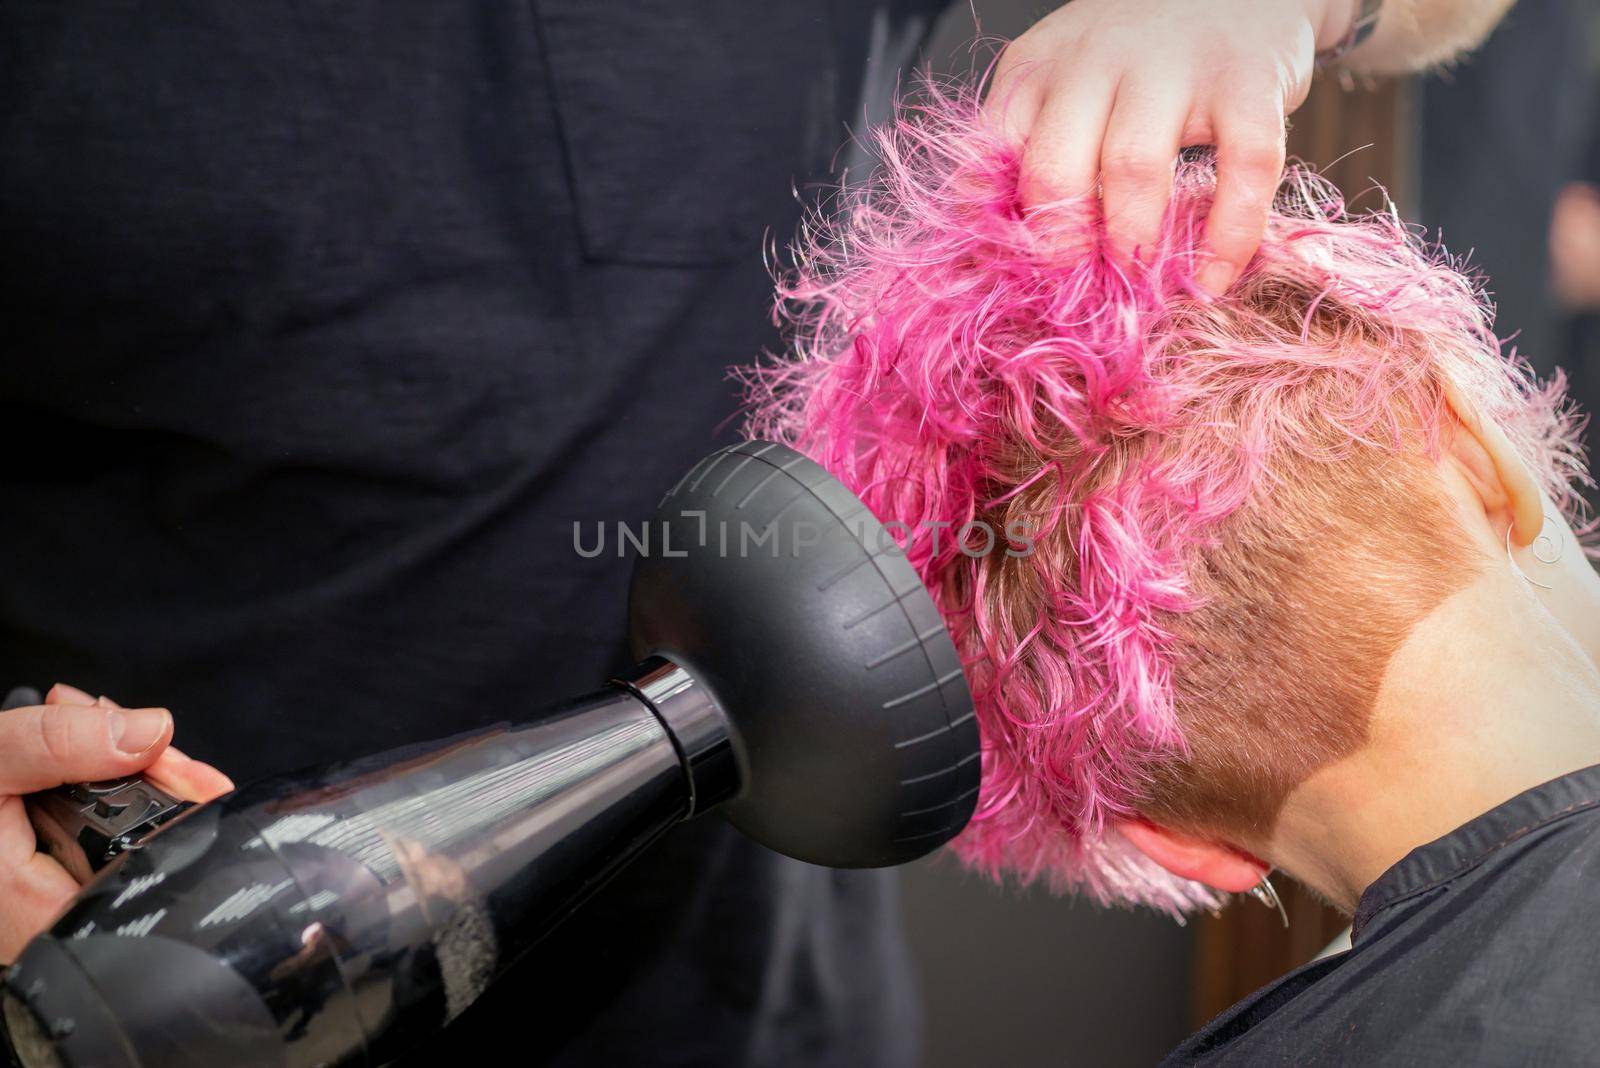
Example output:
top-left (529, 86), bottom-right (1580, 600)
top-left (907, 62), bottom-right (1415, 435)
top-left (896, 3), bottom-right (1600, 1065)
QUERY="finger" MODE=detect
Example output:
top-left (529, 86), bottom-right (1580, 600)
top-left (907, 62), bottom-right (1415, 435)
top-left (44, 684), bottom-right (230, 799)
top-left (1017, 74), bottom-right (1117, 210)
top-left (1197, 102), bottom-right (1288, 295)
top-left (983, 51), bottom-right (1048, 148)
top-left (0, 796), bottom-right (79, 959)
top-left (1098, 81), bottom-right (1191, 267)
top-left (146, 746), bottom-right (235, 803)
top-left (47, 683), bottom-right (125, 712)
top-left (46, 682), bottom-right (97, 707)
top-left (985, 76), bottom-right (1045, 151)
top-left (0, 703), bottom-right (174, 795)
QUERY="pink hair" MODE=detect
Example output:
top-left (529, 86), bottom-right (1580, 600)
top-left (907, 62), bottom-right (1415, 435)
top-left (742, 83), bottom-right (1591, 913)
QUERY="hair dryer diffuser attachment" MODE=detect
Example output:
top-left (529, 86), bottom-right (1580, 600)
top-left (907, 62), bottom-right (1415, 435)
top-left (1, 442), bottom-right (980, 1068)
top-left (629, 441), bottom-right (980, 867)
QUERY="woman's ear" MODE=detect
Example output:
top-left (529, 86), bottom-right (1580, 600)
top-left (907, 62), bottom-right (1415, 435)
top-left (1441, 379), bottom-right (1544, 547)
top-left (1117, 818), bottom-right (1266, 894)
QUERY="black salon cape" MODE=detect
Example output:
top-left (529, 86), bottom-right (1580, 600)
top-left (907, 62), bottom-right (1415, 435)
top-left (1165, 764), bottom-right (1600, 1066)
top-left (0, 4), bottom-right (941, 1064)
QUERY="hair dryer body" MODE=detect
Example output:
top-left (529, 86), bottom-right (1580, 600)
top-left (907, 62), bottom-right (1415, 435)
top-left (7, 670), bottom-right (717, 1068)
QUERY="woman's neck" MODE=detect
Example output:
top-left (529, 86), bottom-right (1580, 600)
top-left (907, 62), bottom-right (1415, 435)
top-left (1267, 568), bottom-right (1600, 912)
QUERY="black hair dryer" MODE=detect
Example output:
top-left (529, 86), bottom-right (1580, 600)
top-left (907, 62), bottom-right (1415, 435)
top-left (1, 442), bottom-right (980, 1068)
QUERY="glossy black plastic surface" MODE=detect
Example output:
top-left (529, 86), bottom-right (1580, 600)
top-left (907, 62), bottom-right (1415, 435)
top-left (630, 441), bottom-right (980, 867)
top-left (5, 683), bottom-right (690, 1068)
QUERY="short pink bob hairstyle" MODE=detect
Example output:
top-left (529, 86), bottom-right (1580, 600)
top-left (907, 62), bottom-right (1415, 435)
top-left (743, 84), bottom-right (1590, 913)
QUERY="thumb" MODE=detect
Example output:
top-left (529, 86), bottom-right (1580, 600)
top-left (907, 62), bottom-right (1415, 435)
top-left (0, 703), bottom-right (174, 795)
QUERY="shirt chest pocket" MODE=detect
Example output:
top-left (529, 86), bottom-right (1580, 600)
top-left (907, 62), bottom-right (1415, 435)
top-left (531, 0), bottom-right (841, 266)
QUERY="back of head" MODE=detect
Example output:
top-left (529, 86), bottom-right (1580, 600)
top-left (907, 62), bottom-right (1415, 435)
top-left (744, 84), bottom-right (1590, 912)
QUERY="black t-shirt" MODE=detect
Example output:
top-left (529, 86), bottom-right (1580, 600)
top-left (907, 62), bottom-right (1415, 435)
top-left (1165, 764), bottom-right (1600, 1066)
top-left (0, 3), bottom-right (939, 1063)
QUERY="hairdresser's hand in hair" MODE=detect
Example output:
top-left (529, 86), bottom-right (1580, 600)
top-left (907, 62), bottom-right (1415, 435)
top-left (989, 0), bottom-right (1359, 294)
top-left (0, 684), bottom-right (232, 961)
